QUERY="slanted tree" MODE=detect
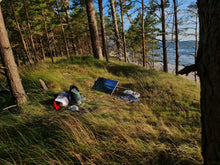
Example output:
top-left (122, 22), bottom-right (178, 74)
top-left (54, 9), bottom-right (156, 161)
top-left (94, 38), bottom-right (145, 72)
top-left (110, 0), bottom-right (122, 60)
top-left (9, 0), bottom-right (33, 65)
top-left (119, 0), bottom-right (127, 62)
top-left (142, 0), bottom-right (146, 67)
top-left (161, 0), bottom-right (168, 72)
top-left (85, 0), bottom-right (103, 59)
top-left (0, 4), bottom-right (28, 105)
top-left (173, 0), bottom-right (179, 75)
top-left (56, 2), bottom-right (70, 58)
top-left (23, 0), bottom-right (38, 63)
top-left (98, 0), bottom-right (109, 62)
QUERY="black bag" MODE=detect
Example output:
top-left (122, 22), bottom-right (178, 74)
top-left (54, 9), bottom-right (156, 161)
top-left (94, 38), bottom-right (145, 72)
top-left (68, 85), bottom-right (86, 105)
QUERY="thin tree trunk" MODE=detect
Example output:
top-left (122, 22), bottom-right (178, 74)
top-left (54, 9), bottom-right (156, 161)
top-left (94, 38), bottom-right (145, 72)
top-left (152, 35), bottom-right (155, 69)
top-left (197, 0), bottom-right (220, 164)
top-left (23, 0), bottom-right (38, 63)
top-left (57, 4), bottom-right (70, 58)
top-left (98, 0), bottom-right (109, 63)
top-left (161, 0), bottom-right (168, 72)
top-left (43, 13), bottom-right (54, 63)
top-left (51, 33), bottom-right (58, 57)
top-left (85, 0), bottom-right (103, 59)
top-left (72, 38), bottom-right (78, 56)
top-left (110, 0), bottom-right (121, 60)
top-left (173, 0), bottom-right (179, 75)
top-left (39, 38), bottom-right (45, 61)
top-left (61, 0), bottom-right (70, 25)
top-left (0, 5), bottom-right (28, 105)
top-left (142, 0), bottom-right (146, 67)
top-left (119, 0), bottom-right (127, 62)
top-left (9, 0), bottom-right (32, 65)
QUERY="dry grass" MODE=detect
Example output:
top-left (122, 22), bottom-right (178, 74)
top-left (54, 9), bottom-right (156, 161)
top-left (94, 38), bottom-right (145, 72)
top-left (0, 56), bottom-right (202, 164)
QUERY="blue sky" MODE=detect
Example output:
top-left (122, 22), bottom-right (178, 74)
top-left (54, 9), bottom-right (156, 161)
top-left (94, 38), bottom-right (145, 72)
top-left (92, 0), bottom-right (198, 41)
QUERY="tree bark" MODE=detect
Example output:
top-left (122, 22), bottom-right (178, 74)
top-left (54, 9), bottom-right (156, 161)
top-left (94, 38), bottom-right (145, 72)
top-left (110, 0), bottom-right (121, 60)
top-left (85, 0), bottom-right (103, 59)
top-left (197, 1), bottom-right (220, 164)
top-left (173, 0), bottom-right (179, 75)
top-left (119, 0), bottom-right (127, 62)
top-left (0, 5), bottom-right (28, 105)
top-left (142, 0), bottom-right (146, 67)
top-left (98, 0), bottom-right (109, 63)
top-left (161, 0), bottom-right (168, 72)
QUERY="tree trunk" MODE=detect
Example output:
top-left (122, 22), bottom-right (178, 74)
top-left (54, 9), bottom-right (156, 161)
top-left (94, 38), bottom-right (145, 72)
top-left (173, 0), bottom-right (179, 75)
top-left (9, 0), bottom-right (32, 65)
top-left (142, 0), bottom-right (146, 67)
top-left (98, 0), bottom-right (109, 63)
top-left (161, 0), bottom-right (168, 72)
top-left (39, 38), bottom-right (45, 61)
top-left (51, 33), bottom-right (58, 57)
top-left (197, 0), bottom-right (220, 164)
top-left (119, 0), bottom-right (127, 62)
top-left (194, 15), bottom-right (198, 82)
top-left (85, 0), bottom-right (103, 59)
top-left (61, 0), bottom-right (70, 25)
top-left (0, 5), bottom-right (28, 105)
top-left (43, 13), bottom-right (54, 63)
top-left (57, 4), bottom-right (70, 58)
top-left (110, 0), bottom-right (121, 60)
top-left (23, 0), bottom-right (38, 63)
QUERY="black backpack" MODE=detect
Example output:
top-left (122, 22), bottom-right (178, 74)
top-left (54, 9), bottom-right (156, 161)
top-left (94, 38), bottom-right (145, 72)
top-left (68, 85), bottom-right (86, 105)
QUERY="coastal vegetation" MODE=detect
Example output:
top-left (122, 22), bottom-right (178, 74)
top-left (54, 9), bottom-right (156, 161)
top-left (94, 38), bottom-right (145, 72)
top-left (0, 57), bottom-right (202, 164)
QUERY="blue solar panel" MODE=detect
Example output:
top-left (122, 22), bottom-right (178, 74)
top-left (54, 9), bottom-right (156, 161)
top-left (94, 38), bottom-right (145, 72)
top-left (92, 77), bottom-right (119, 95)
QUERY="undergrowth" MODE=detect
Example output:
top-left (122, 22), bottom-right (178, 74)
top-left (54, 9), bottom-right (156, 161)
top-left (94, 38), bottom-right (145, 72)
top-left (0, 56), bottom-right (202, 164)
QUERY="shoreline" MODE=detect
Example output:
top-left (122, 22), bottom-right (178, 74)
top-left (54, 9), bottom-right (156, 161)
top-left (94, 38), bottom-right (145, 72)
top-left (128, 59), bottom-right (199, 82)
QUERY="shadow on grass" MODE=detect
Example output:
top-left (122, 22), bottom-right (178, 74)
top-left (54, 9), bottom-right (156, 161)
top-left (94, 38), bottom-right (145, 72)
top-left (56, 56), bottom-right (107, 69)
top-left (106, 63), bottom-right (159, 78)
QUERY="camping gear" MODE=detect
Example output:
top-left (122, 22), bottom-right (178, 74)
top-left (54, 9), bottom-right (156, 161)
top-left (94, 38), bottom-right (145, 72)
top-left (118, 90), bottom-right (140, 103)
top-left (123, 90), bottom-right (140, 98)
top-left (68, 105), bottom-right (79, 111)
top-left (53, 92), bottom-right (69, 110)
top-left (68, 85), bottom-right (86, 105)
top-left (120, 95), bottom-right (140, 103)
top-left (92, 77), bottom-right (119, 95)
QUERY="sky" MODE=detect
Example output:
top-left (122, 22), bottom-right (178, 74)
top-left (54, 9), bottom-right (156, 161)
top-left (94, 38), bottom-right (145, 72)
top-left (93, 0), bottom-right (198, 41)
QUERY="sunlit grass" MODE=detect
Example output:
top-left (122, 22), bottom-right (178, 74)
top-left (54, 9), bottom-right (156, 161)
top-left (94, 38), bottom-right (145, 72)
top-left (0, 56), bottom-right (202, 164)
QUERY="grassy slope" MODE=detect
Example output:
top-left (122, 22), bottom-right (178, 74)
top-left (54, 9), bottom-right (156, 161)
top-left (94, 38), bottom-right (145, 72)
top-left (0, 56), bottom-right (202, 164)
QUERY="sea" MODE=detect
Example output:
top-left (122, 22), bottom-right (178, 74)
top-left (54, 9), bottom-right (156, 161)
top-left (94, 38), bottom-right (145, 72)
top-left (154, 41), bottom-right (197, 66)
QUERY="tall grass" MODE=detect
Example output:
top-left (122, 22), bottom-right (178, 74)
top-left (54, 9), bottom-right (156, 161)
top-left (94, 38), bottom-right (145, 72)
top-left (0, 56), bottom-right (202, 164)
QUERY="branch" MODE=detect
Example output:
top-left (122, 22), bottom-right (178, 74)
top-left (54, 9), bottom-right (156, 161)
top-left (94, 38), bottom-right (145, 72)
top-left (3, 105), bottom-right (17, 111)
top-left (178, 64), bottom-right (197, 75)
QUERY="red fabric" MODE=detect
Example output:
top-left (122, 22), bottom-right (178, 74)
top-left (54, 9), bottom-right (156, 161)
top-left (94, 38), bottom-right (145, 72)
top-left (53, 100), bottom-right (60, 110)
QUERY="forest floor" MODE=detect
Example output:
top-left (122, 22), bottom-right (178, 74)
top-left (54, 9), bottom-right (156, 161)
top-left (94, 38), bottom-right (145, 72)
top-left (0, 56), bottom-right (202, 164)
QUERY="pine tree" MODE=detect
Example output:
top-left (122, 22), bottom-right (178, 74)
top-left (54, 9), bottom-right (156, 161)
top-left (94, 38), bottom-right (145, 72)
top-left (0, 4), bottom-right (28, 105)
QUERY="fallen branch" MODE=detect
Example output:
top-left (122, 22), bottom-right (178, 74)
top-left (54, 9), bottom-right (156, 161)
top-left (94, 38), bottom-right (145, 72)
top-left (39, 79), bottom-right (48, 90)
top-left (178, 64), bottom-right (197, 75)
top-left (3, 105), bottom-right (17, 111)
